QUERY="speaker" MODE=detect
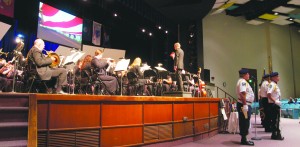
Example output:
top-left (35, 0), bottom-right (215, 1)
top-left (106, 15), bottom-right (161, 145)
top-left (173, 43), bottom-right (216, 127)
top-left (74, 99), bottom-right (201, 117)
top-left (203, 69), bottom-right (210, 83)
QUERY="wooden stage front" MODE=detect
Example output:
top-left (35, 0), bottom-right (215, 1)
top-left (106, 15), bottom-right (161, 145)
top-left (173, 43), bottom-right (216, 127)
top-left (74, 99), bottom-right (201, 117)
top-left (0, 93), bottom-right (223, 147)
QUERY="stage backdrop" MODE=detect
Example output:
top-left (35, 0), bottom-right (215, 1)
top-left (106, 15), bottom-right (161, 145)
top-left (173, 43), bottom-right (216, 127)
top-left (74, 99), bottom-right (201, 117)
top-left (0, 21), bottom-right (11, 40)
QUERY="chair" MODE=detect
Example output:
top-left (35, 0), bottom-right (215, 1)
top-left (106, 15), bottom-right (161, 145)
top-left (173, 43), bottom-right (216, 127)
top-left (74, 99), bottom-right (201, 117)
top-left (25, 70), bottom-right (53, 93)
top-left (143, 70), bottom-right (158, 95)
top-left (126, 71), bottom-right (139, 95)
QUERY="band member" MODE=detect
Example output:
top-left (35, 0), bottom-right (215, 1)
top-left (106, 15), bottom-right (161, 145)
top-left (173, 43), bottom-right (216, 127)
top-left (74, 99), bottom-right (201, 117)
top-left (27, 39), bottom-right (67, 94)
top-left (128, 57), bottom-right (152, 95)
top-left (236, 69), bottom-right (254, 146)
top-left (173, 42), bottom-right (184, 91)
top-left (267, 72), bottom-right (284, 140)
top-left (91, 49), bottom-right (118, 95)
top-left (259, 74), bottom-right (271, 132)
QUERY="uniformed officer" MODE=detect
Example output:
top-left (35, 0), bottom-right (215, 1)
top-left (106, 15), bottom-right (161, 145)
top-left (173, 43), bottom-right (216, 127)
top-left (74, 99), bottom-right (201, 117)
top-left (236, 69), bottom-right (255, 146)
top-left (259, 74), bottom-right (271, 132)
top-left (267, 72), bottom-right (284, 140)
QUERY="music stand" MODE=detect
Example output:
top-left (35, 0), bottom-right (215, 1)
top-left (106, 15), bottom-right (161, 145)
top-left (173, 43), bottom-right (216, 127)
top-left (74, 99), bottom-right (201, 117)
top-left (114, 59), bottom-right (130, 96)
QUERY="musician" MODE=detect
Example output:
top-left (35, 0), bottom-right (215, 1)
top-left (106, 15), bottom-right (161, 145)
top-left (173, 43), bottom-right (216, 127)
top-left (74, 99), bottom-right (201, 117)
top-left (128, 57), bottom-right (152, 95)
top-left (173, 42), bottom-right (184, 91)
top-left (91, 49), bottom-right (118, 95)
top-left (26, 39), bottom-right (67, 94)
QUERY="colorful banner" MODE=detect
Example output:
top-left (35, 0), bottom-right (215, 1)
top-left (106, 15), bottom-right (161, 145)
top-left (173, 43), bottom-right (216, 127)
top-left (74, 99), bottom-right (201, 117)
top-left (92, 21), bottom-right (101, 46)
top-left (0, 0), bottom-right (15, 18)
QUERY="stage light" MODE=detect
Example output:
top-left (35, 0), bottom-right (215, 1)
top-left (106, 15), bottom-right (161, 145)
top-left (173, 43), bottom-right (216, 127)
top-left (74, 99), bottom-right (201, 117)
top-left (165, 30), bottom-right (168, 34)
top-left (149, 32), bottom-right (152, 36)
top-left (15, 34), bottom-right (24, 43)
top-left (190, 33), bottom-right (194, 38)
top-left (289, 18), bottom-right (293, 21)
top-left (142, 29), bottom-right (146, 33)
top-left (249, 79), bottom-right (252, 83)
top-left (274, 12), bottom-right (279, 15)
top-left (158, 26), bottom-right (162, 29)
top-left (113, 13), bottom-right (118, 17)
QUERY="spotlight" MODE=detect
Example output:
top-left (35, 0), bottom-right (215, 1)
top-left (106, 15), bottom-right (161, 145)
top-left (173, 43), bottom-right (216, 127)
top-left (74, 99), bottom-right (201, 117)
top-left (158, 26), bottom-right (162, 29)
top-left (149, 32), bottom-right (152, 36)
top-left (274, 12), bottom-right (279, 15)
top-left (142, 29), bottom-right (146, 33)
top-left (113, 13), bottom-right (118, 17)
top-left (289, 18), bottom-right (293, 21)
top-left (15, 34), bottom-right (24, 43)
top-left (165, 30), bottom-right (168, 34)
top-left (190, 33), bottom-right (194, 38)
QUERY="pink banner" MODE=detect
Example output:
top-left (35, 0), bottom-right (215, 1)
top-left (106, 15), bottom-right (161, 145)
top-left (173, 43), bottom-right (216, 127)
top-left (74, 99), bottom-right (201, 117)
top-left (0, 0), bottom-right (14, 18)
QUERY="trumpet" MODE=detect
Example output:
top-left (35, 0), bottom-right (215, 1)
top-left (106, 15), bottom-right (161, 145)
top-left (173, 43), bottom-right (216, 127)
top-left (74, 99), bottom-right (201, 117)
top-left (43, 49), bottom-right (60, 68)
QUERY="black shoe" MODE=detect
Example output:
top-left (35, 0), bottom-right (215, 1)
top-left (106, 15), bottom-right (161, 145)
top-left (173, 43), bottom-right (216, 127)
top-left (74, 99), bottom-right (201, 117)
top-left (271, 135), bottom-right (284, 140)
top-left (241, 140), bottom-right (255, 146)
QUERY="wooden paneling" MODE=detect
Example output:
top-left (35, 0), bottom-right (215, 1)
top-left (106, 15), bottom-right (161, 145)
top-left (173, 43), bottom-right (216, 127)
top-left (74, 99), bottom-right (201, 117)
top-left (101, 127), bottom-right (143, 146)
top-left (194, 119), bottom-right (209, 134)
top-left (144, 103), bottom-right (172, 124)
top-left (210, 117), bottom-right (218, 130)
top-left (37, 103), bottom-right (48, 129)
top-left (174, 122), bottom-right (194, 138)
top-left (49, 103), bottom-right (100, 129)
top-left (173, 103), bottom-right (193, 121)
top-left (194, 103), bottom-right (209, 119)
top-left (144, 125), bottom-right (158, 142)
top-left (102, 103), bottom-right (142, 126)
top-left (158, 124), bottom-right (172, 140)
top-left (210, 103), bottom-right (219, 117)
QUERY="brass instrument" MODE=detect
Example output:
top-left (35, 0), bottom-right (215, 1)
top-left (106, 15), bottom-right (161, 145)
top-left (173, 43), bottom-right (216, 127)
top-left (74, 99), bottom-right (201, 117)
top-left (44, 49), bottom-right (60, 68)
top-left (0, 48), bottom-right (9, 57)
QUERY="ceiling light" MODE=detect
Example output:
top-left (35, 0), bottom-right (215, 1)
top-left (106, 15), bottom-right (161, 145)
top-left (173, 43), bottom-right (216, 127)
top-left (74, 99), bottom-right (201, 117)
top-left (113, 13), bottom-right (118, 17)
top-left (165, 30), bottom-right (168, 34)
top-left (149, 32), bottom-right (152, 36)
top-left (142, 29), bottom-right (146, 33)
top-left (158, 26), bottom-right (162, 29)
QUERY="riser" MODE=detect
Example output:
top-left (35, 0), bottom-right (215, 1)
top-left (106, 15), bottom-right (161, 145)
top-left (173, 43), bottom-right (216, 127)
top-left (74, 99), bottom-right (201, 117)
top-left (0, 128), bottom-right (28, 142)
top-left (0, 98), bottom-right (28, 107)
top-left (0, 112), bottom-right (28, 123)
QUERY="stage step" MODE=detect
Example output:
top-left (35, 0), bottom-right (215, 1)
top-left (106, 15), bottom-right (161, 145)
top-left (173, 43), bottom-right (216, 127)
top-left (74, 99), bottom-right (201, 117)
top-left (0, 93), bottom-right (31, 147)
top-left (0, 122), bottom-right (28, 128)
top-left (0, 140), bottom-right (27, 147)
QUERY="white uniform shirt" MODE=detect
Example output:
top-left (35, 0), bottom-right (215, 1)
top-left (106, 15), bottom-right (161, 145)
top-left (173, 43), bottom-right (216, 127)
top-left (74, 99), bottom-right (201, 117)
top-left (260, 80), bottom-right (269, 97)
top-left (267, 81), bottom-right (281, 103)
top-left (236, 78), bottom-right (255, 105)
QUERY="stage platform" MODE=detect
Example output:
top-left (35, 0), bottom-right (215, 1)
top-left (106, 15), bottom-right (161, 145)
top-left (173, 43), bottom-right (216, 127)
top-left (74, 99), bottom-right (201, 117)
top-left (0, 93), bottom-right (225, 147)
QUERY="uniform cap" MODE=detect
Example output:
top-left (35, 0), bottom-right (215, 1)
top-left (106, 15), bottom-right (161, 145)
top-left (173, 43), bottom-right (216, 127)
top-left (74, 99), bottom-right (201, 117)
top-left (239, 69), bottom-right (249, 74)
top-left (270, 72), bottom-right (279, 77)
top-left (263, 74), bottom-right (270, 79)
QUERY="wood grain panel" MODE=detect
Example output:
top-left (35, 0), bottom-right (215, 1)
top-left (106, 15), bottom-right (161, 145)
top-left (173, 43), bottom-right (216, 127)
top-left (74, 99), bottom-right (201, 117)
top-left (144, 103), bottom-right (172, 124)
top-left (49, 103), bottom-right (100, 129)
top-left (210, 103), bottom-right (219, 117)
top-left (210, 117), bottom-right (218, 130)
top-left (173, 103), bottom-right (193, 121)
top-left (173, 122), bottom-right (193, 138)
top-left (194, 119), bottom-right (209, 134)
top-left (102, 103), bottom-right (142, 126)
top-left (158, 124), bottom-right (172, 140)
top-left (101, 127), bottom-right (142, 146)
top-left (194, 103), bottom-right (209, 119)
top-left (144, 126), bottom-right (158, 142)
top-left (37, 103), bottom-right (48, 129)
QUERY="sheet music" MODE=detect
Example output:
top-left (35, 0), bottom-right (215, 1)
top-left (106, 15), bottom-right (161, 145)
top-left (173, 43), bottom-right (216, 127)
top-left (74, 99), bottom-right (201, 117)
top-left (62, 51), bottom-right (85, 65)
top-left (114, 59), bottom-right (130, 71)
top-left (154, 66), bottom-right (167, 71)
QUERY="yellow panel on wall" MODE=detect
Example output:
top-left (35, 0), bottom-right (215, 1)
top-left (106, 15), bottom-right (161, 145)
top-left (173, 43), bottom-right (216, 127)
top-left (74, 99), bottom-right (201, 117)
top-left (259, 13), bottom-right (279, 20)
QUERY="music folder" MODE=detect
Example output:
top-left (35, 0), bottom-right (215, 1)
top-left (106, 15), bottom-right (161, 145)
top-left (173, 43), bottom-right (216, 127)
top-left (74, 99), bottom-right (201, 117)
top-left (61, 51), bottom-right (85, 66)
top-left (114, 59), bottom-right (130, 72)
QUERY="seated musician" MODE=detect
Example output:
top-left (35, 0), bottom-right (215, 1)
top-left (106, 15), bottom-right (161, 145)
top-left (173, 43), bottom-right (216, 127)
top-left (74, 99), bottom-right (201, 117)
top-left (91, 49), bottom-right (118, 95)
top-left (26, 38), bottom-right (67, 94)
top-left (128, 57), bottom-right (152, 95)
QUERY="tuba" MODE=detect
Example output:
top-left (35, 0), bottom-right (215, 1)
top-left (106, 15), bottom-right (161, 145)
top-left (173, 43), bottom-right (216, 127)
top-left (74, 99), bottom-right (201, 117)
top-left (44, 50), bottom-right (60, 68)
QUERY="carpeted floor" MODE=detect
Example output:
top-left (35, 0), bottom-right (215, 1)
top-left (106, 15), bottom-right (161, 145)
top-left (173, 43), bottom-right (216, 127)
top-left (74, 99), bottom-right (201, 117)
top-left (174, 115), bottom-right (300, 147)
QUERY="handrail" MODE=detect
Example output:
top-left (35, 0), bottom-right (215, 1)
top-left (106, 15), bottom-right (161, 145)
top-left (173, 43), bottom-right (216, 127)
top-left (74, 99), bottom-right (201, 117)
top-left (215, 86), bottom-right (237, 103)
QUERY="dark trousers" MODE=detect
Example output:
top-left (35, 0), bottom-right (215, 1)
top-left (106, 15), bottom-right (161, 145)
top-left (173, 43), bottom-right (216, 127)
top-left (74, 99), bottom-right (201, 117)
top-left (261, 97), bottom-right (270, 128)
top-left (237, 102), bottom-right (252, 137)
top-left (176, 69), bottom-right (183, 91)
top-left (270, 104), bottom-right (281, 134)
top-left (51, 67), bottom-right (67, 91)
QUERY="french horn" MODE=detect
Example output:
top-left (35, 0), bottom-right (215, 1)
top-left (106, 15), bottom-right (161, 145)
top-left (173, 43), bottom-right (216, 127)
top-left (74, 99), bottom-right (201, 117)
top-left (44, 50), bottom-right (60, 68)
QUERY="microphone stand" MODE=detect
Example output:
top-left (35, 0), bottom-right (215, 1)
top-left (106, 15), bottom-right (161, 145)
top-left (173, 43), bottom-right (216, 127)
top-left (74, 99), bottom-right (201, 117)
top-left (11, 60), bottom-right (18, 93)
top-left (251, 80), bottom-right (261, 140)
